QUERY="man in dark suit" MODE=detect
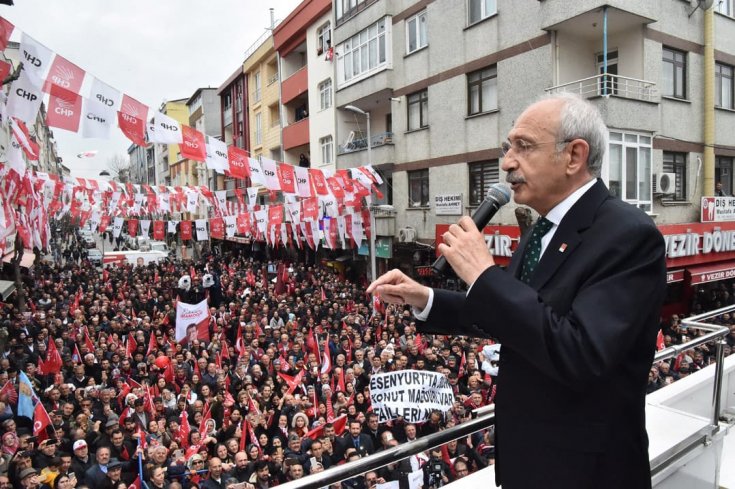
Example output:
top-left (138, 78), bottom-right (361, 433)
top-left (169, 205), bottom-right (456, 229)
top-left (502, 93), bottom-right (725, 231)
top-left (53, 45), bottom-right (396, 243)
top-left (338, 420), bottom-right (375, 460)
top-left (367, 94), bottom-right (666, 489)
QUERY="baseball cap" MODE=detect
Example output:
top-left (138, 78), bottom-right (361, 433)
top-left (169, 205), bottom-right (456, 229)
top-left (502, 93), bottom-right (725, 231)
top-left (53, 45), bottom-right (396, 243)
top-left (73, 440), bottom-right (88, 450)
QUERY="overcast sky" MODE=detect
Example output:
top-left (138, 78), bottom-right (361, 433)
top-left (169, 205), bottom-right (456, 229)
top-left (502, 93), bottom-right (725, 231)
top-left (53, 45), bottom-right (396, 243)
top-left (3, 0), bottom-right (302, 179)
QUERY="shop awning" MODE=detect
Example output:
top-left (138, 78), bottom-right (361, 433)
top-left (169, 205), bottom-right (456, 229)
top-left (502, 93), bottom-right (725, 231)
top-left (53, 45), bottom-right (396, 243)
top-left (687, 261), bottom-right (735, 285)
top-left (0, 280), bottom-right (15, 301)
top-left (2, 251), bottom-right (36, 268)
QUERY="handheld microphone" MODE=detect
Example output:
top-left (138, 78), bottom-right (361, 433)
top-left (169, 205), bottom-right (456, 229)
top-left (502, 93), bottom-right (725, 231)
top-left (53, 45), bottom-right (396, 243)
top-left (432, 183), bottom-right (511, 276)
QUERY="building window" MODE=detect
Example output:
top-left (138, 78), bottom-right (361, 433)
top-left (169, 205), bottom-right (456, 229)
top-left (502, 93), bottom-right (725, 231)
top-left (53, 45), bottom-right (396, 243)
top-left (223, 93), bottom-right (232, 111)
top-left (467, 66), bottom-right (497, 115)
top-left (337, 18), bottom-right (390, 86)
top-left (716, 0), bottom-right (733, 16)
top-left (608, 131), bottom-right (652, 213)
top-left (319, 79), bottom-right (332, 110)
top-left (468, 160), bottom-right (499, 205)
top-left (468, 0), bottom-right (497, 25)
top-left (336, 0), bottom-right (369, 23)
top-left (254, 112), bottom-right (262, 145)
top-left (407, 90), bottom-right (428, 130)
top-left (662, 152), bottom-right (687, 201)
top-left (406, 10), bottom-right (427, 54)
top-left (716, 62), bottom-right (734, 109)
top-left (662, 47), bottom-right (687, 99)
top-left (317, 22), bottom-right (331, 55)
top-left (253, 72), bottom-right (261, 102)
top-left (408, 169), bottom-right (429, 207)
top-left (320, 136), bottom-right (333, 165)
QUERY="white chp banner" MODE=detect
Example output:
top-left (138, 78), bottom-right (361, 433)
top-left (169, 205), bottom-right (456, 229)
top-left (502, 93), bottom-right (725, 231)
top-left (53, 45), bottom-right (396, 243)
top-left (369, 370), bottom-right (455, 424)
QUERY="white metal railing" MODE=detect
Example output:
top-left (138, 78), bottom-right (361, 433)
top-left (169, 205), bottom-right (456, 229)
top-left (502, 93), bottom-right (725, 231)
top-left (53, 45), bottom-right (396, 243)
top-left (268, 72), bottom-right (279, 86)
top-left (546, 74), bottom-right (659, 102)
top-left (243, 24), bottom-right (279, 61)
top-left (339, 131), bottom-right (394, 154)
top-left (223, 110), bottom-right (233, 127)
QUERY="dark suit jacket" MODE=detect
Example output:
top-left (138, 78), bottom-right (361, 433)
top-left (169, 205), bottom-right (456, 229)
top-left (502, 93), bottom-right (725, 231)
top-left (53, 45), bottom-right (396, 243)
top-left (422, 180), bottom-right (666, 489)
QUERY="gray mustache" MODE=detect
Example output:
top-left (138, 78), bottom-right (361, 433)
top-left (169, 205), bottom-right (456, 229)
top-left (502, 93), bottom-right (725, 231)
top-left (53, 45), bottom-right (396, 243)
top-left (506, 174), bottom-right (525, 184)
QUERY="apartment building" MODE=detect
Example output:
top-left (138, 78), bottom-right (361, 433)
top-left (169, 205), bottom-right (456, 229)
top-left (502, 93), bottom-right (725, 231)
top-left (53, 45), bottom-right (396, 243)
top-left (127, 143), bottom-right (154, 185)
top-left (332, 0), bottom-right (735, 288)
top-left (186, 87), bottom-right (222, 190)
top-left (274, 0), bottom-right (335, 168)
top-left (244, 32), bottom-right (281, 161)
top-left (154, 98), bottom-right (188, 187)
top-left (218, 66), bottom-right (249, 196)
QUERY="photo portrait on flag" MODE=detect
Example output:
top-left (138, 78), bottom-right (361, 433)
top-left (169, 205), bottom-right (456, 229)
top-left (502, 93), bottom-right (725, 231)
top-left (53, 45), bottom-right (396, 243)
top-left (175, 299), bottom-right (210, 344)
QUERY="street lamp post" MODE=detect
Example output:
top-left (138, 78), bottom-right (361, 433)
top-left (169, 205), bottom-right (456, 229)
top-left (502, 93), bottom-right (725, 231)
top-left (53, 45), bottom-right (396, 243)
top-left (344, 105), bottom-right (376, 281)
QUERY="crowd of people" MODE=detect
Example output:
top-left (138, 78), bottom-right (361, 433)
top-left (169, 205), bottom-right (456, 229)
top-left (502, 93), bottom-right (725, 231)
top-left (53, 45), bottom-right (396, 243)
top-left (0, 229), bottom-right (501, 489)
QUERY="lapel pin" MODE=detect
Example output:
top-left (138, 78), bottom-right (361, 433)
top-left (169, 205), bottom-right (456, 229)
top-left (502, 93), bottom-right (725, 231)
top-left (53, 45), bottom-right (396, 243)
top-left (558, 243), bottom-right (568, 253)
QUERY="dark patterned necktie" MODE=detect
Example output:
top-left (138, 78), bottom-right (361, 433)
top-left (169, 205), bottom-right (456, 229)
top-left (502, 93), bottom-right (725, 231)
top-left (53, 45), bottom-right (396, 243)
top-left (519, 217), bottom-right (554, 283)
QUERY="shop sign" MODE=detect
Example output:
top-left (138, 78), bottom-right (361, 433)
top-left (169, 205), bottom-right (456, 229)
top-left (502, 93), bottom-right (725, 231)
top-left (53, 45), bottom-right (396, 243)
top-left (701, 197), bottom-right (735, 222)
top-left (434, 194), bottom-right (463, 216)
top-left (436, 224), bottom-right (520, 266)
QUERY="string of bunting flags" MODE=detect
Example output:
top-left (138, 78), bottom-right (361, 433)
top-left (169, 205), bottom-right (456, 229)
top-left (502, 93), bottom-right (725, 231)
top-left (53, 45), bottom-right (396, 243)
top-left (0, 18), bottom-right (386, 255)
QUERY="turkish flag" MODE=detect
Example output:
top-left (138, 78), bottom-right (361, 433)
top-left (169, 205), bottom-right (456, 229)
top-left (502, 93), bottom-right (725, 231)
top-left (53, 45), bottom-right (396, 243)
top-left (180, 220), bottom-right (193, 241)
top-left (46, 86), bottom-right (83, 133)
top-left (44, 55), bottom-right (86, 94)
top-left (153, 220), bottom-right (165, 240)
top-left (309, 169), bottom-right (329, 196)
top-left (236, 213), bottom-right (251, 235)
top-left (656, 330), bottom-right (666, 351)
top-left (180, 125), bottom-right (206, 161)
top-left (127, 219), bottom-right (138, 237)
top-left (227, 146), bottom-right (250, 179)
top-left (277, 163), bottom-right (296, 194)
top-left (209, 217), bottom-right (224, 240)
top-left (33, 402), bottom-right (52, 440)
top-left (0, 17), bottom-right (14, 51)
top-left (118, 95), bottom-right (148, 146)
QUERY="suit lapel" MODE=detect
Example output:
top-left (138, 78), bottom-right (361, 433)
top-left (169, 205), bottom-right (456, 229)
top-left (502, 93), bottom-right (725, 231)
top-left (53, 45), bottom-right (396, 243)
top-left (507, 229), bottom-right (532, 279)
top-left (530, 179), bottom-right (610, 289)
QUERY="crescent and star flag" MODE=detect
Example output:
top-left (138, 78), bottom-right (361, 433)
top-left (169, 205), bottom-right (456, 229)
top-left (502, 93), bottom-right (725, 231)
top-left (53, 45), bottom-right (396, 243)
top-left (33, 402), bottom-right (53, 440)
top-left (180, 125), bottom-right (206, 161)
top-left (175, 299), bottom-right (210, 344)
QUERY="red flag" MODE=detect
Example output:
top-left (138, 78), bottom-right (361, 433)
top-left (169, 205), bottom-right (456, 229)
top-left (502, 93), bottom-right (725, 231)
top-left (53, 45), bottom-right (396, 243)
top-left (236, 213), bottom-right (251, 235)
top-left (277, 163), bottom-right (296, 194)
top-left (71, 343), bottom-right (82, 364)
top-left (44, 55), bottom-right (86, 94)
top-left (0, 381), bottom-right (17, 405)
top-left (209, 217), bottom-right (224, 240)
top-left (337, 368), bottom-right (346, 393)
top-left (126, 333), bottom-right (137, 358)
top-left (656, 330), bottom-right (666, 351)
top-left (326, 177), bottom-right (345, 199)
top-left (268, 205), bottom-right (284, 226)
top-left (239, 417), bottom-right (248, 452)
top-left (227, 146), bottom-right (250, 179)
top-left (46, 86), bottom-right (83, 133)
top-left (118, 95), bottom-right (148, 146)
top-left (153, 220), bottom-right (165, 240)
top-left (10, 118), bottom-right (40, 161)
top-left (33, 402), bottom-right (53, 441)
top-left (326, 388), bottom-right (335, 422)
top-left (127, 219), bottom-right (138, 237)
top-left (301, 198), bottom-right (319, 221)
top-left (321, 287), bottom-right (327, 302)
top-left (179, 411), bottom-right (191, 449)
top-left (180, 125), bottom-right (206, 161)
top-left (199, 403), bottom-right (212, 437)
top-left (146, 334), bottom-right (158, 357)
top-left (45, 339), bottom-right (63, 374)
top-left (459, 350), bottom-right (467, 377)
top-left (136, 426), bottom-right (147, 451)
top-left (128, 476), bottom-right (142, 489)
top-left (0, 17), bottom-right (14, 51)
top-left (180, 221), bottom-right (193, 241)
top-left (309, 169), bottom-right (329, 195)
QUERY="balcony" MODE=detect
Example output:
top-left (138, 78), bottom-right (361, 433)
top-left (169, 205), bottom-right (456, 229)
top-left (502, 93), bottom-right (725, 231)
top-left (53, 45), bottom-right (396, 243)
top-left (546, 74), bottom-right (658, 102)
top-left (546, 74), bottom-right (659, 132)
top-left (281, 66), bottom-right (308, 105)
top-left (282, 118), bottom-right (310, 150)
top-left (338, 131), bottom-right (393, 155)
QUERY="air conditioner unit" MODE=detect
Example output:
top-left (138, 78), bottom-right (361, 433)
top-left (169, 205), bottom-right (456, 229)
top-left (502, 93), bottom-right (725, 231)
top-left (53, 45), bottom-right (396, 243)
top-left (398, 227), bottom-right (416, 243)
top-left (654, 173), bottom-right (676, 194)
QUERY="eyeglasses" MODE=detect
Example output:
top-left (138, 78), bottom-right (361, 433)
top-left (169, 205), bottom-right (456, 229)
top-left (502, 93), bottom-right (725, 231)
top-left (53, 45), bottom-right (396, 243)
top-left (500, 138), bottom-right (574, 157)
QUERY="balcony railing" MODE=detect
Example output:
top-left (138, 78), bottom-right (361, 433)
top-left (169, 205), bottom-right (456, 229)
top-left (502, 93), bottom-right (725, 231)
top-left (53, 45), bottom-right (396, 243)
top-left (267, 72), bottom-right (279, 86)
top-left (223, 110), bottom-right (233, 127)
top-left (546, 74), bottom-right (658, 102)
top-left (339, 131), bottom-right (393, 154)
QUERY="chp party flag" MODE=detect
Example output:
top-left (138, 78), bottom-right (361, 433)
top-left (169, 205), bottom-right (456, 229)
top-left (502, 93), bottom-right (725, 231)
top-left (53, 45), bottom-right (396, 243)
top-left (180, 220), bottom-right (193, 241)
top-left (6, 70), bottom-right (44, 124)
top-left (44, 55), bottom-right (86, 94)
top-left (259, 158), bottom-right (281, 190)
top-left (118, 94), bottom-right (148, 146)
top-left (175, 299), bottom-right (211, 344)
top-left (46, 86), bottom-right (83, 133)
top-left (195, 219), bottom-right (208, 241)
top-left (226, 146), bottom-right (250, 179)
top-left (180, 125), bottom-right (206, 161)
top-left (205, 136), bottom-right (228, 173)
top-left (0, 17), bottom-right (14, 51)
top-left (277, 163), bottom-right (296, 194)
top-left (19, 33), bottom-right (54, 85)
top-left (153, 220), bottom-right (165, 240)
top-left (148, 111), bottom-right (183, 144)
top-left (209, 217), bottom-right (224, 240)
